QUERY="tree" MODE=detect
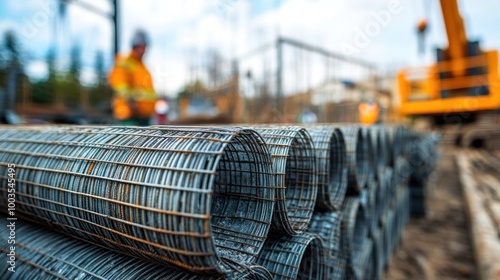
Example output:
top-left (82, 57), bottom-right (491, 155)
top-left (3, 30), bottom-right (20, 63)
top-left (69, 45), bottom-right (81, 82)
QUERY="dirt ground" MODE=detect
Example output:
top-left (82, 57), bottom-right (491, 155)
top-left (385, 148), bottom-right (477, 280)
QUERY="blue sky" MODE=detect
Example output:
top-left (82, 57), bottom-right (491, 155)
top-left (1, 0), bottom-right (499, 96)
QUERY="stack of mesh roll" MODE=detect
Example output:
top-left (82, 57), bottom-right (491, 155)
top-left (0, 124), bottom-right (438, 279)
top-left (0, 125), bottom-right (276, 278)
top-left (407, 132), bottom-right (440, 216)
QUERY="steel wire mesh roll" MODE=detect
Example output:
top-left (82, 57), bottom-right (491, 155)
top-left (0, 217), bottom-right (272, 280)
top-left (377, 168), bottom-right (390, 227)
top-left (339, 197), bottom-right (368, 280)
top-left (370, 229), bottom-right (384, 280)
top-left (352, 238), bottom-right (373, 280)
top-left (338, 125), bottom-right (370, 193)
top-left (388, 126), bottom-right (404, 167)
top-left (369, 126), bottom-right (390, 176)
top-left (256, 233), bottom-right (325, 280)
top-left (307, 211), bottom-right (341, 279)
top-left (251, 126), bottom-right (317, 235)
top-left (0, 125), bottom-right (275, 274)
top-left (367, 180), bottom-right (379, 236)
top-left (306, 126), bottom-right (348, 211)
top-left (361, 126), bottom-right (376, 183)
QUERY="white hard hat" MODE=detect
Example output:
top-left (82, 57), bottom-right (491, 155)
top-left (131, 30), bottom-right (148, 47)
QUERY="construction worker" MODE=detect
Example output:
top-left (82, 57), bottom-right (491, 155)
top-left (109, 30), bottom-right (156, 125)
top-left (358, 99), bottom-right (380, 125)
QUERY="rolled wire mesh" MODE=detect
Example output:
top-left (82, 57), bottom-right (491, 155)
top-left (250, 126), bottom-right (317, 235)
top-left (370, 229), bottom-right (384, 280)
top-left (369, 126), bottom-right (389, 177)
top-left (256, 233), bottom-right (326, 280)
top-left (307, 211), bottom-right (341, 279)
top-left (361, 126), bottom-right (376, 183)
top-left (339, 197), bottom-right (368, 280)
top-left (0, 125), bottom-right (275, 274)
top-left (306, 126), bottom-right (348, 211)
top-left (338, 125), bottom-right (370, 193)
top-left (0, 217), bottom-right (272, 280)
top-left (354, 238), bottom-right (373, 280)
top-left (388, 126), bottom-right (404, 167)
top-left (367, 180), bottom-right (379, 237)
top-left (377, 168), bottom-right (390, 227)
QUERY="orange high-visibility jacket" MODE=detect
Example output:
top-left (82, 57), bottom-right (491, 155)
top-left (358, 102), bottom-right (380, 125)
top-left (108, 52), bottom-right (156, 119)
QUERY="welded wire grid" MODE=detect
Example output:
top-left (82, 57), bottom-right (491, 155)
top-left (0, 125), bottom-right (275, 274)
top-left (307, 211), bottom-right (341, 279)
top-left (367, 179), bottom-right (379, 237)
top-left (369, 126), bottom-right (390, 178)
top-left (339, 197), bottom-right (368, 280)
top-left (361, 126), bottom-right (376, 183)
top-left (306, 126), bottom-right (347, 211)
top-left (251, 126), bottom-right (317, 235)
top-left (370, 229), bottom-right (384, 280)
top-left (389, 126), bottom-right (404, 166)
top-left (0, 217), bottom-right (273, 280)
top-left (256, 233), bottom-right (325, 280)
top-left (338, 125), bottom-right (370, 193)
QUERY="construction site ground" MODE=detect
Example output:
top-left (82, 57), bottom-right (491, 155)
top-left (385, 146), bottom-right (477, 280)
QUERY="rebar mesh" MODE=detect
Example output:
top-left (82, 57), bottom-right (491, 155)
top-left (389, 126), bottom-right (404, 166)
top-left (369, 125), bottom-right (389, 177)
top-left (0, 216), bottom-right (273, 280)
top-left (338, 125), bottom-right (370, 193)
top-left (339, 197), bottom-right (368, 280)
top-left (307, 211), bottom-right (341, 279)
top-left (370, 229), bottom-right (384, 280)
top-left (250, 126), bottom-right (317, 235)
top-left (361, 126), bottom-right (376, 183)
top-left (256, 233), bottom-right (326, 280)
top-left (0, 125), bottom-right (275, 274)
top-left (306, 126), bottom-right (348, 211)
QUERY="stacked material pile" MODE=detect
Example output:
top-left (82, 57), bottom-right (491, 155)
top-left (0, 124), bottom-right (438, 279)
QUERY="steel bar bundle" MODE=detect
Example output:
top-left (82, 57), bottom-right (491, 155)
top-left (339, 197), bottom-right (368, 280)
top-left (307, 211), bottom-right (341, 279)
top-left (256, 233), bottom-right (325, 280)
top-left (0, 217), bottom-right (273, 280)
top-left (0, 125), bottom-right (275, 274)
top-left (338, 125), bottom-right (371, 193)
top-left (306, 126), bottom-right (348, 211)
top-left (250, 126), bottom-right (317, 235)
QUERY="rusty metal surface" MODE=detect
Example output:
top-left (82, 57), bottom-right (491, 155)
top-left (0, 216), bottom-right (273, 280)
top-left (250, 126), bottom-right (317, 236)
top-left (256, 232), bottom-right (326, 280)
top-left (306, 126), bottom-right (348, 211)
top-left (0, 125), bottom-right (275, 274)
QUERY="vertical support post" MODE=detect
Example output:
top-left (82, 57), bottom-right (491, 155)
top-left (276, 37), bottom-right (283, 116)
top-left (112, 0), bottom-right (119, 58)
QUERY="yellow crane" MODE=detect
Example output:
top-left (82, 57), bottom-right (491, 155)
top-left (398, 0), bottom-right (500, 118)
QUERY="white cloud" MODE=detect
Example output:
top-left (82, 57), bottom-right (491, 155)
top-left (5, 0), bottom-right (500, 98)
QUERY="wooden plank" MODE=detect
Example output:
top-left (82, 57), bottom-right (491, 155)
top-left (457, 152), bottom-right (500, 280)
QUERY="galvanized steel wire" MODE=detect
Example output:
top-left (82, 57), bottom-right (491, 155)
top-left (339, 197), bottom-right (368, 280)
top-left (256, 232), bottom-right (325, 280)
top-left (0, 124), bottom-right (439, 279)
top-left (307, 211), bottom-right (341, 279)
top-left (338, 125), bottom-right (371, 193)
top-left (250, 126), bottom-right (317, 235)
top-left (0, 216), bottom-right (273, 280)
top-left (0, 125), bottom-right (275, 275)
top-left (306, 126), bottom-right (348, 211)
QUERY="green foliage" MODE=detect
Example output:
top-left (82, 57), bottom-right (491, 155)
top-left (177, 79), bottom-right (206, 99)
